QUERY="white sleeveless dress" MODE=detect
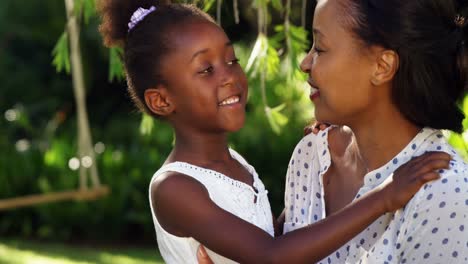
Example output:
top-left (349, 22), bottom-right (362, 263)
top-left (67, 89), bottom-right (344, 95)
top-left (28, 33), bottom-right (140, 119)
top-left (149, 149), bottom-right (275, 264)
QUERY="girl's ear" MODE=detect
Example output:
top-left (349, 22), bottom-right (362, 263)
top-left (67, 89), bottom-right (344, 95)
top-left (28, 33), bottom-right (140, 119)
top-left (144, 86), bottom-right (175, 116)
top-left (371, 49), bottom-right (399, 86)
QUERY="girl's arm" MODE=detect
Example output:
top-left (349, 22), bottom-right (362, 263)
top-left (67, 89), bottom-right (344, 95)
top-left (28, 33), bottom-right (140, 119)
top-left (274, 210), bottom-right (285, 237)
top-left (153, 151), bottom-right (449, 264)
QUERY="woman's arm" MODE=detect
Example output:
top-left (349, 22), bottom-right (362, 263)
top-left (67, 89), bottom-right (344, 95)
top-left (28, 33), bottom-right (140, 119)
top-left (154, 151), bottom-right (449, 264)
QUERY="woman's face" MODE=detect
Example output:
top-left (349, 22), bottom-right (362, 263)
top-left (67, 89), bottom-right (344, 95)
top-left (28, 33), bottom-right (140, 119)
top-left (301, 0), bottom-right (380, 126)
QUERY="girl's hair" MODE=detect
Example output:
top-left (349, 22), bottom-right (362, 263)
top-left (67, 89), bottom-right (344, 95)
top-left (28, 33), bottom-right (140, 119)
top-left (98, 0), bottom-right (215, 116)
top-left (339, 0), bottom-right (468, 132)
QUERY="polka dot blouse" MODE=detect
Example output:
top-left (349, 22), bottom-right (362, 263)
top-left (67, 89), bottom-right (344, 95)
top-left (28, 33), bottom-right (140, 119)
top-left (284, 127), bottom-right (468, 263)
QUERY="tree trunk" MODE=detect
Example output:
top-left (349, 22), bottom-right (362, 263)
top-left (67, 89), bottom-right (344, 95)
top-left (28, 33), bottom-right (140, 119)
top-left (64, 0), bottom-right (100, 189)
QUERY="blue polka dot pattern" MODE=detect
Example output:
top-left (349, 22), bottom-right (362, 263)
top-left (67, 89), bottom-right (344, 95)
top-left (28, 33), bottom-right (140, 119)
top-left (284, 127), bottom-right (468, 263)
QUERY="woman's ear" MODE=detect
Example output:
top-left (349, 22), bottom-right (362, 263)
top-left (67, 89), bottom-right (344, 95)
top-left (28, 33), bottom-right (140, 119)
top-left (144, 87), bottom-right (175, 116)
top-left (371, 49), bottom-right (399, 86)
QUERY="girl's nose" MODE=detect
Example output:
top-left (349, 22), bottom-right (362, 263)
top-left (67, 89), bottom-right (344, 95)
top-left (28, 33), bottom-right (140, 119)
top-left (221, 65), bottom-right (236, 86)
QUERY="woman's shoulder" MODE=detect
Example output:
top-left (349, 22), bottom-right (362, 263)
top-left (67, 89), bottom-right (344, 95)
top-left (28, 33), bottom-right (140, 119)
top-left (328, 125), bottom-right (354, 156)
top-left (296, 125), bottom-right (335, 148)
top-left (296, 125), bottom-right (353, 155)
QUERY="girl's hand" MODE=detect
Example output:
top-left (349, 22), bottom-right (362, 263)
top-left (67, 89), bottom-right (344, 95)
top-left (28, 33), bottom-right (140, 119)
top-left (378, 151), bottom-right (451, 212)
top-left (304, 121), bottom-right (330, 136)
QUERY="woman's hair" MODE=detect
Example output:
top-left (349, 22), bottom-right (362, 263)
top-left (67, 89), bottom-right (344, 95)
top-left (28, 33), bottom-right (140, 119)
top-left (338, 0), bottom-right (468, 132)
top-left (98, 0), bottom-right (215, 116)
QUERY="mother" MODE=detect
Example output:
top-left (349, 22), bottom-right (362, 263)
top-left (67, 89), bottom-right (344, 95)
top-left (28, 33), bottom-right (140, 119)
top-left (284, 0), bottom-right (468, 262)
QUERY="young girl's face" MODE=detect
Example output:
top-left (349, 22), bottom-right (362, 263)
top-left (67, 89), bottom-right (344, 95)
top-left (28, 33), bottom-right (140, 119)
top-left (161, 20), bottom-right (248, 133)
top-left (301, 0), bottom-right (380, 125)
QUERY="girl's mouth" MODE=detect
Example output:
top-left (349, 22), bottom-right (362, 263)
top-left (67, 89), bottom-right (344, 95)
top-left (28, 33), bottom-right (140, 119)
top-left (218, 95), bottom-right (241, 106)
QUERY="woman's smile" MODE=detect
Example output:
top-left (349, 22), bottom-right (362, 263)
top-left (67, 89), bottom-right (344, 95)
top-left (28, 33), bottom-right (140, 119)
top-left (308, 79), bottom-right (320, 101)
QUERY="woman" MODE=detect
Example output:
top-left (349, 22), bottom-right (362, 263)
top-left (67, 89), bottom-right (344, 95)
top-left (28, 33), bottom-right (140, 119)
top-left (198, 0), bottom-right (467, 262)
top-left (284, 0), bottom-right (468, 263)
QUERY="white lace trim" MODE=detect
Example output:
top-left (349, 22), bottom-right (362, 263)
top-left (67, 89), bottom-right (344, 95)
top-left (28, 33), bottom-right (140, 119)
top-left (163, 161), bottom-right (268, 197)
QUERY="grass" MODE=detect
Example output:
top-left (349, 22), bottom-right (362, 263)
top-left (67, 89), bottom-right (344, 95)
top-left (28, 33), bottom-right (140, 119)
top-left (0, 239), bottom-right (164, 264)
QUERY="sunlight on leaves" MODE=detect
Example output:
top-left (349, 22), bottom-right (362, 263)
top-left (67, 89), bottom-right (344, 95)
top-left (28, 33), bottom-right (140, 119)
top-left (265, 104), bottom-right (289, 134)
top-left (52, 32), bottom-right (70, 74)
top-left (246, 34), bottom-right (280, 79)
top-left (140, 114), bottom-right (154, 136)
top-left (201, 0), bottom-right (216, 12)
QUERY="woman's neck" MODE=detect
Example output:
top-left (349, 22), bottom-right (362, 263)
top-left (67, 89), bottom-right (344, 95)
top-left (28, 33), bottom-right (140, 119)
top-left (349, 108), bottom-right (420, 172)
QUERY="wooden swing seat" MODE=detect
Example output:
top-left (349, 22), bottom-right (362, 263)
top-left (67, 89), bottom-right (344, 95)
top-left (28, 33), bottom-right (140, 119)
top-left (0, 185), bottom-right (109, 211)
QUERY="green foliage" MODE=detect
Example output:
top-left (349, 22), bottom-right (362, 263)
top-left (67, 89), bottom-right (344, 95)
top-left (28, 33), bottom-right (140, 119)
top-left (272, 24), bottom-right (310, 81)
top-left (265, 104), bottom-right (289, 135)
top-left (52, 32), bottom-right (71, 74)
top-left (447, 96), bottom-right (468, 159)
top-left (246, 33), bottom-right (280, 78)
top-left (108, 47), bottom-right (125, 82)
top-left (139, 114), bottom-right (154, 136)
top-left (75, 0), bottom-right (97, 25)
top-left (200, 0), bottom-right (216, 12)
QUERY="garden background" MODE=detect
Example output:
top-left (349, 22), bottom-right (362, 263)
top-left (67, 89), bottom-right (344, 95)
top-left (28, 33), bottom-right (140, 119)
top-left (1, 0), bottom-right (467, 263)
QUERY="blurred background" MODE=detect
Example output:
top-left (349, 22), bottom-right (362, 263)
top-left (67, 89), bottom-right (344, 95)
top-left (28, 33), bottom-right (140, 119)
top-left (1, 0), bottom-right (467, 263)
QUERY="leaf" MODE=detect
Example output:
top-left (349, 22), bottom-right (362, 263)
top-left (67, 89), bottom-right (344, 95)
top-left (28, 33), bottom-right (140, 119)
top-left (202, 0), bottom-right (216, 12)
top-left (139, 113), bottom-right (154, 136)
top-left (108, 47), bottom-right (125, 82)
top-left (265, 104), bottom-right (289, 134)
top-left (74, 0), bottom-right (96, 24)
top-left (74, 0), bottom-right (83, 18)
top-left (246, 34), bottom-right (280, 79)
top-left (271, 0), bottom-right (283, 11)
top-left (246, 33), bottom-right (267, 72)
top-left (82, 0), bottom-right (96, 25)
top-left (51, 32), bottom-right (71, 74)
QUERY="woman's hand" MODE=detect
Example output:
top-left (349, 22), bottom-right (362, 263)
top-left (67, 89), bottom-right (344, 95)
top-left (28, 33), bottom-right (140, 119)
top-left (197, 245), bottom-right (214, 264)
top-left (304, 121), bottom-right (330, 136)
top-left (378, 151), bottom-right (451, 212)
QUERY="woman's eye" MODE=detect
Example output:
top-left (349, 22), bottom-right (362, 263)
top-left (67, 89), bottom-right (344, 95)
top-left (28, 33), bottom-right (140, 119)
top-left (312, 45), bottom-right (324, 54)
top-left (227, 58), bottom-right (240, 65)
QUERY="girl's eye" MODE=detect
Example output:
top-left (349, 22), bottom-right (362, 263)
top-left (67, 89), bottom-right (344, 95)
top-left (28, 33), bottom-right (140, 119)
top-left (227, 58), bottom-right (240, 65)
top-left (199, 66), bottom-right (214, 74)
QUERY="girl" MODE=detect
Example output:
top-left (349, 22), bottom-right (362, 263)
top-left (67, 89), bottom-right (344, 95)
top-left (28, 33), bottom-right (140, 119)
top-left (285, 0), bottom-right (468, 263)
top-left (97, 1), bottom-right (450, 263)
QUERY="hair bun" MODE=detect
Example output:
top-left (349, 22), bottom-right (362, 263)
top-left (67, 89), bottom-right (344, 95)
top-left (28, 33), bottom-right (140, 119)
top-left (98, 0), bottom-right (169, 47)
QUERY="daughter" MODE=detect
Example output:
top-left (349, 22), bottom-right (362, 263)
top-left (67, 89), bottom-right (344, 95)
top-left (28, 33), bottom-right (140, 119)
top-left (97, 1), bottom-right (450, 263)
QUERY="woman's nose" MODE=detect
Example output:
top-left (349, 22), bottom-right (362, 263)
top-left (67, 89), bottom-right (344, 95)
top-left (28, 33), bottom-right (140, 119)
top-left (300, 50), bottom-right (313, 73)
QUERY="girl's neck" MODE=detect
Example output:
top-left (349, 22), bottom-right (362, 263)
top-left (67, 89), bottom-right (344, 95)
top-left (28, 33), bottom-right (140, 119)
top-left (169, 130), bottom-right (233, 165)
top-left (349, 108), bottom-right (420, 172)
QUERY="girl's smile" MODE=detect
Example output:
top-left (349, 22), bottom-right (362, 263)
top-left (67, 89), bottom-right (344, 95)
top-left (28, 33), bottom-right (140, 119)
top-left (218, 94), bottom-right (241, 106)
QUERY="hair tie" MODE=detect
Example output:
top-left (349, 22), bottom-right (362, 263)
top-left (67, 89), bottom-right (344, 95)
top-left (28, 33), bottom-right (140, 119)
top-left (128, 6), bottom-right (156, 33)
top-left (455, 14), bottom-right (467, 28)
